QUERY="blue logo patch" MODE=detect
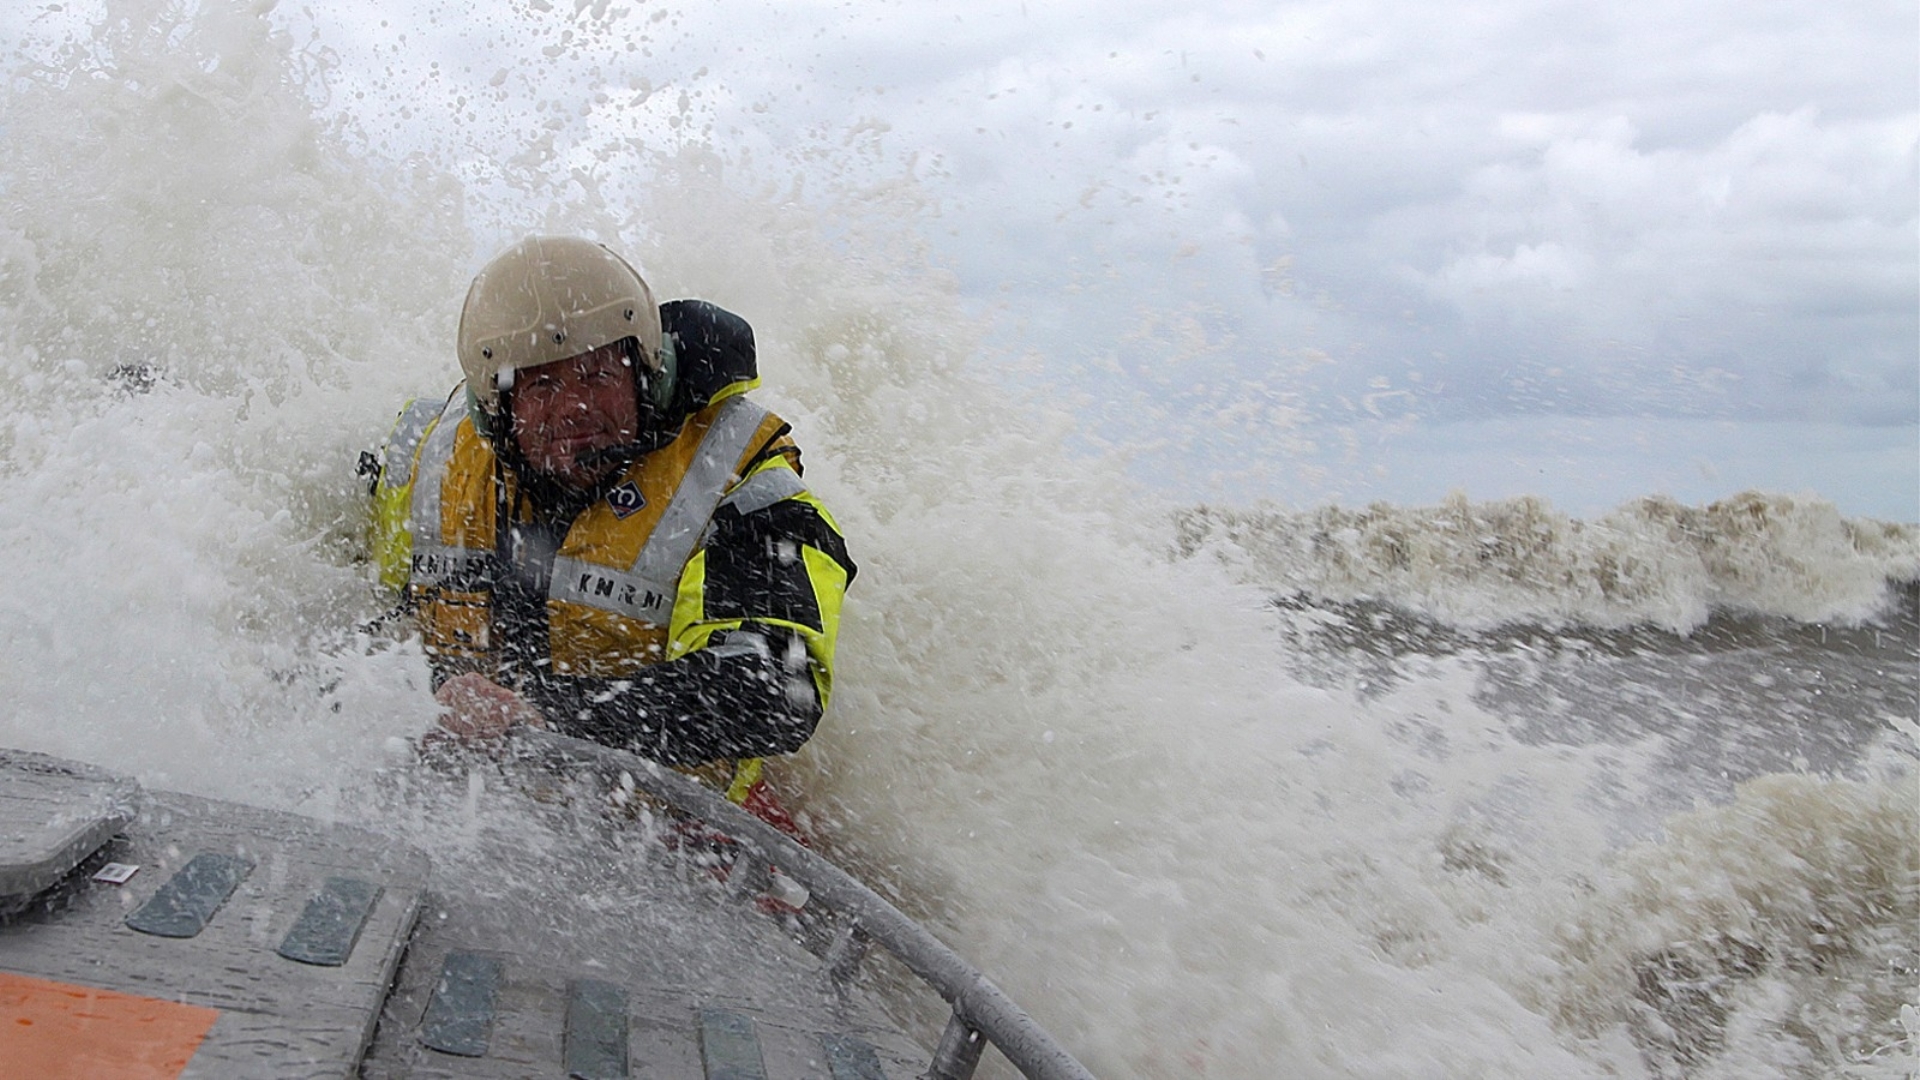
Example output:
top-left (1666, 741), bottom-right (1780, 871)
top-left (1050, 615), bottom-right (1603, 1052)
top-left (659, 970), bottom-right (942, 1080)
top-left (607, 481), bottom-right (647, 519)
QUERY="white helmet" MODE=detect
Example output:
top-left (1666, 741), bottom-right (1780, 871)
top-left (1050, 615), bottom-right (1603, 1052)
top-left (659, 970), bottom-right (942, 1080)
top-left (456, 236), bottom-right (665, 426)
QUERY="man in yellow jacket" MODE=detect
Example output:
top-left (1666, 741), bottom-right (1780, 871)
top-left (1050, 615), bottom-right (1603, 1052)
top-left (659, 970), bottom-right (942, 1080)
top-left (369, 236), bottom-right (855, 822)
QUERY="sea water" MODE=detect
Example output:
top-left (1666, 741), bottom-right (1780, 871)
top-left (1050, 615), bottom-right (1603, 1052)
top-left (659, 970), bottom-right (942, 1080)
top-left (0, 4), bottom-right (1914, 1078)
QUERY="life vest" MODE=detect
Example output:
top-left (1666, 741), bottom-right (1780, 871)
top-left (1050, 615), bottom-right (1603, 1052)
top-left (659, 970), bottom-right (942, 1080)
top-left (379, 386), bottom-right (796, 678)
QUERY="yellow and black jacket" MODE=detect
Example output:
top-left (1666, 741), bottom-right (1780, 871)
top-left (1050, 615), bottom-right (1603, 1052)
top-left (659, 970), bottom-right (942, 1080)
top-left (370, 302), bottom-right (855, 784)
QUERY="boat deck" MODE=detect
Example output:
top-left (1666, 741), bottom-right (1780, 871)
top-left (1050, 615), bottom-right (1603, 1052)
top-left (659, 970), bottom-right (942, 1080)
top-left (0, 748), bottom-right (927, 1079)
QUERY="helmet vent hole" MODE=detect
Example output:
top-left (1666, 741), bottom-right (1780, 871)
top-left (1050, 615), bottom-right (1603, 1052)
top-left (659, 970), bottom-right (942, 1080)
top-left (553, 332), bottom-right (566, 344)
top-left (624, 308), bottom-right (635, 320)
top-left (481, 347), bottom-right (493, 359)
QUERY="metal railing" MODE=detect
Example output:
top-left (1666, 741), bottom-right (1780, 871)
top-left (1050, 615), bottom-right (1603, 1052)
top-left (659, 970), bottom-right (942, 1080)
top-left (512, 730), bottom-right (1097, 1080)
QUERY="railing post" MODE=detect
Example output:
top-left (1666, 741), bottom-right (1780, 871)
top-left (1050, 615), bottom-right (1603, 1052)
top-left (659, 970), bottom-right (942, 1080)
top-left (824, 919), bottom-right (872, 990)
top-left (922, 1011), bottom-right (985, 1080)
top-left (726, 851), bottom-right (770, 903)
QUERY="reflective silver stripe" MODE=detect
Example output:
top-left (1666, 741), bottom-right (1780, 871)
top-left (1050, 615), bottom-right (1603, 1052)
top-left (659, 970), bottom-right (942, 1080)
top-left (408, 395), bottom-right (488, 587)
top-left (548, 556), bottom-right (677, 625)
top-left (623, 395), bottom-right (770, 596)
top-left (717, 464), bottom-right (806, 518)
top-left (409, 540), bottom-right (492, 587)
top-left (382, 399), bottom-right (443, 490)
top-left (700, 629), bottom-right (771, 661)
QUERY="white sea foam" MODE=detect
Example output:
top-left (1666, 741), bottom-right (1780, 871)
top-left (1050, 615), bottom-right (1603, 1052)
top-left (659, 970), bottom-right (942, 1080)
top-left (0, 2), bottom-right (462, 802)
top-left (1551, 774), bottom-right (1919, 1078)
top-left (0, 5), bottom-right (1910, 1078)
top-left (1176, 492), bottom-right (1920, 633)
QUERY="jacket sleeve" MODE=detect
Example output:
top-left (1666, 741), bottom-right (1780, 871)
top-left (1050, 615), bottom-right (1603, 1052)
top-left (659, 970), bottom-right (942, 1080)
top-left (524, 625), bottom-right (818, 766)
top-left (523, 452), bottom-right (857, 766)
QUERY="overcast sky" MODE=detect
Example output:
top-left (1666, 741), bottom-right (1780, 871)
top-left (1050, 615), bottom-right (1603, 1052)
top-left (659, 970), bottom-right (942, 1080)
top-left (13, 0), bottom-right (1917, 517)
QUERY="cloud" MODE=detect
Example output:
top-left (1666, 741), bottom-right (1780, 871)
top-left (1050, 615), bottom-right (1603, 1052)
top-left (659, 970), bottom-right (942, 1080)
top-left (1375, 106), bottom-right (1917, 420)
top-left (809, 0), bottom-right (1918, 431)
top-left (7, 0), bottom-right (1911, 508)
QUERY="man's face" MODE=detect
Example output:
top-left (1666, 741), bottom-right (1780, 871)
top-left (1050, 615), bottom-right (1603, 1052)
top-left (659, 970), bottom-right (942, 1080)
top-left (508, 341), bottom-right (641, 488)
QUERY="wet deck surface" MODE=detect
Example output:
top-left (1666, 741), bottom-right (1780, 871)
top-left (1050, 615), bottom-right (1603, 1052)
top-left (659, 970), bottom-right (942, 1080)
top-left (1, 751), bottom-right (930, 1079)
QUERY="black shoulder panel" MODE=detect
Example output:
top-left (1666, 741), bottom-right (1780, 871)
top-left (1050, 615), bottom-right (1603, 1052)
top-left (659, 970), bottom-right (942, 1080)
top-left (661, 299), bottom-right (756, 410)
top-left (701, 498), bottom-right (856, 631)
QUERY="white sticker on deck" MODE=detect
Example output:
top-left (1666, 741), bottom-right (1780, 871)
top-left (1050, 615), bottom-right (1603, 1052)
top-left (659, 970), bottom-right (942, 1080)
top-left (92, 862), bottom-right (140, 884)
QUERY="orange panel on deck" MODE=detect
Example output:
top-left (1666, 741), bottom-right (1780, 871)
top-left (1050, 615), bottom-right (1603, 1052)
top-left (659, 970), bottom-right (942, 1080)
top-left (0, 970), bottom-right (219, 1080)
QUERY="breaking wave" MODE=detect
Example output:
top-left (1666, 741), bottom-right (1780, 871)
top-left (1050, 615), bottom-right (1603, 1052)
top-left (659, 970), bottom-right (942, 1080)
top-left (1175, 491), bottom-right (1920, 634)
top-left (1552, 774), bottom-right (1919, 1079)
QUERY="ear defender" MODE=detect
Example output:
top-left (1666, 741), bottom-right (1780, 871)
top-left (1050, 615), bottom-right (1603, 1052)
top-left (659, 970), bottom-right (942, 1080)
top-left (649, 333), bottom-right (679, 413)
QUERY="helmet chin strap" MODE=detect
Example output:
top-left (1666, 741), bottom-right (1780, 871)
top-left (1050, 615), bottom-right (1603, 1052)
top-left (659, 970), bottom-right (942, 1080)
top-left (573, 442), bottom-right (646, 473)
